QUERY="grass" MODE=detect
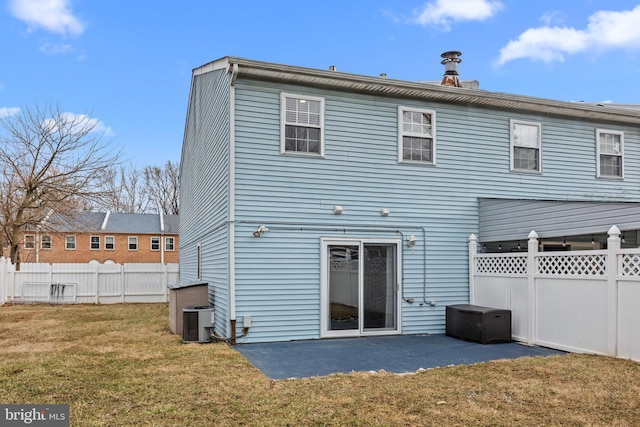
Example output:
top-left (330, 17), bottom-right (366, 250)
top-left (1, 304), bottom-right (639, 426)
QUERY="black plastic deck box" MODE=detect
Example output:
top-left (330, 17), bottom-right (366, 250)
top-left (446, 304), bottom-right (512, 344)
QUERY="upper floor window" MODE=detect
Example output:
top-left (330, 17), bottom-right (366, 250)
top-left (128, 236), bottom-right (138, 251)
top-left (66, 235), bottom-right (76, 250)
top-left (281, 93), bottom-right (324, 156)
top-left (165, 236), bottom-right (175, 251)
top-left (151, 236), bottom-right (160, 251)
top-left (511, 120), bottom-right (541, 173)
top-left (597, 129), bottom-right (624, 178)
top-left (105, 236), bottom-right (115, 250)
top-left (90, 235), bottom-right (100, 250)
top-left (41, 235), bottom-right (52, 250)
top-left (24, 234), bottom-right (35, 250)
top-left (398, 106), bottom-right (436, 164)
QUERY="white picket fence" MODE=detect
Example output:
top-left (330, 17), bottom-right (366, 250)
top-left (470, 226), bottom-right (640, 362)
top-left (0, 257), bottom-right (179, 304)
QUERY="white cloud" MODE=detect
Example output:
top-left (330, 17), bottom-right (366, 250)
top-left (39, 40), bottom-right (75, 55)
top-left (0, 107), bottom-right (21, 118)
top-left (540, 11), bottom-right (566, 26)
top-left (43, 113), bottom-right (115, 137)
top-left (412, 0), bottom-right (503, 31)
top-left (10, 0), bottom-right (85, 36)
top-left (497, 6), bottom-right (640, 65)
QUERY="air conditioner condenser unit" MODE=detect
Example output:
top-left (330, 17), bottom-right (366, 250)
top-left (183, 305), bottom-right (214, 343)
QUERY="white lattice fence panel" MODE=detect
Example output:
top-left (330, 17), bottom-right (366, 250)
top-left (537, 253), bottom-right (606, 276)
top-left (475, 255), bottom-right (527, 274)
top-left (621, 253), bottom-right (640, 277)
top-left (331, 260), bottom-right (358, 273)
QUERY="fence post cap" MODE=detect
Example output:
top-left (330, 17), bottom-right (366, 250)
top-left (608, 225), bottom-right (621, 236)
top-left (528, 230), bottom-right (538, 239)
top-left (469, 233), bottom-right (477, 242)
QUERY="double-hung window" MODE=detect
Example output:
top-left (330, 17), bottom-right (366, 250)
top-left (90, 235), bottom-right (100, 250)
top-left (511, 120), bottom-right (541, 173)
top-left (398, 107), bottom-right (436, 164)
top-left (24, 234), bottom-right (35, 250)
top-left (66, 235), bottom-right (76, 250)
top-left (128, 236), bottom-right (138, 251)
top-left (41, 235), bottom-right (52, 250)
top-left (165, 236), bottom-right (175, 251)
top-left (151, 237), bottom-right (160, 251)
top-left (597, 129), bottom-right (624, 178)
top-left (281, 93), bottom-right (324, 156)
top-left (105, 236), bottom-right (115, 250)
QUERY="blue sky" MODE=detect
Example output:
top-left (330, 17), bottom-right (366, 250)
top-left (2, 0), bottom-right (640, 167)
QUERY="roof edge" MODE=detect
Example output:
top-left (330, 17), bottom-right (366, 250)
top-left (194, 56), bottom-right (640, 125)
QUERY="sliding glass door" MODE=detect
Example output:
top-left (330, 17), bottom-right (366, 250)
top-left (321, 239), bottom-right (400, 337)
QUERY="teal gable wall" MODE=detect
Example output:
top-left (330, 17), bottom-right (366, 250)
top-left (182, 66), bottom-right (640, 344)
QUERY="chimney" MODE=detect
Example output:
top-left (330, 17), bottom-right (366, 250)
top-left (440, 51), bottom-right (462, 88)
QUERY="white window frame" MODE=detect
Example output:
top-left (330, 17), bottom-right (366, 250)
top-left (510, 119), bottom-right (542, 173)
top-left (280, 92), bottom-right (325, 157)
top-left (104, 235), bottom-right (115, 251)
top-left (320, 237), bottom-right (402, 339)
top-left (24, 234), bottom-right (35, 250)
top-left (128, 236), bottom-right (138, 251)
top-left (65, 235), bottom-right (76, 250)
top-left (40, 235), bottom-right (52, 250)
top-left (398, 106), bottom-right (436, 165)
top-left (596, 129), bottom-right (624, 179)
top-left (90, 235), bottom-right (100, 251)
top-left (150, 236), bottom-right (160, 251)
top-left (165, 236), bottom-right (175, 251)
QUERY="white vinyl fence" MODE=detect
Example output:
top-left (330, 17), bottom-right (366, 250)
top-left (470, 226), bottom-right (640, 363)
top-left (0, 257), bottom-right (179, 304)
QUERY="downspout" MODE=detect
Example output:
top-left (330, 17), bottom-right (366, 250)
top-left (159, 212), bottom-right (165, 265)
top-left (229, 62), bottom-right (239, 343)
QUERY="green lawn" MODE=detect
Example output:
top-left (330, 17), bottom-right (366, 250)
top-left (1, 303), bottom-right (639, 426)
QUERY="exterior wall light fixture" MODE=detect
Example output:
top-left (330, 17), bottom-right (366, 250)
top-left (253, 225), bottom-right (269, 237)
top-left (407, 235), bottom-right (417, 248)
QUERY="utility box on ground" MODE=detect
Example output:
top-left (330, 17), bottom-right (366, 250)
top-left (446, 304), bottom-right (511, 344)
top-left (168, 281), bottom-right (209, 337)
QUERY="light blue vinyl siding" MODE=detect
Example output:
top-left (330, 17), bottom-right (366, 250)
top-left (182, 65), bottom-right (640, 343)
top-left (228, 77), bottom-right (640, 343)
top-left (179, 69), bottom-right (232, 336)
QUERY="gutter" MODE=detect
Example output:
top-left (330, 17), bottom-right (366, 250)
top-left (196, 56), bottom-right (640, 126)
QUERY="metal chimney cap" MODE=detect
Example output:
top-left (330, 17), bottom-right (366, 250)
top-left (441, 50), bottom-right (462, 64)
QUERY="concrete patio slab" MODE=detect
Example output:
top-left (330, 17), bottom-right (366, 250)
top-left (235, 334), bottom-right (566, 379)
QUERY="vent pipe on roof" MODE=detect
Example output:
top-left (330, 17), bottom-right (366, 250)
top-left (329, 65), bottom-right (336, 71)
top-left (101, 211), bottom-right (111, 231)
top-left (440, 51), bottom-right (462, 88)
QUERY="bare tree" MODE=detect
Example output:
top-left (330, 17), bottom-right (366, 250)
top-left (144, 161), bottom-right (179, 215)
top-left (98, 164), bottom-right (150, 214)
top-left (0, 103), bottom-right (120, 268)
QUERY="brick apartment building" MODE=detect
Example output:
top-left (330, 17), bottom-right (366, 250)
top-left (14, 212), bottom-right (179, 264)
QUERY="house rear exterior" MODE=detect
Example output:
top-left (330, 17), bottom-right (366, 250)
top-left (179, 55), bottom-right (640, 344)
